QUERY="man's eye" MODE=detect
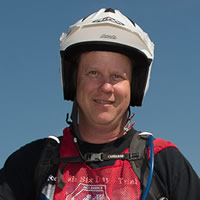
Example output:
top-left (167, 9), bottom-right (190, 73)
top-left (88, 71), bottom-right (98, 77)
top-left (89, 71), bottom-right (97, 75)
top-left (112, 74), bottom-right (122, 80)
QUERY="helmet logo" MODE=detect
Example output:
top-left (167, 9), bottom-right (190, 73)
top-left (93, 17), bottom-right (124, 26)
top-left (100, 34), bottom-right (117, 40)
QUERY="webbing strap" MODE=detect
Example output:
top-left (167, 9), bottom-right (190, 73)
top-left (34, 137), bottom-right (61, 200)
top-left (57, 164), bottom-right (68, 190)
top-left (129, 132), bottom-right (167, 200)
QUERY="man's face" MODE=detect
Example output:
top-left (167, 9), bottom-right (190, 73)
top-left (76, 51), bottom-right (132, 128)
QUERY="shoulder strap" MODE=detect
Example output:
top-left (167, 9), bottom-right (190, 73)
top-left (129, 131), bottom-right (168, 200)
top-left (34, 136), bottom-right (62, 200)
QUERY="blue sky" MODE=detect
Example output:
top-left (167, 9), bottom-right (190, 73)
top-left (0, 0), bottom-right (199, 176)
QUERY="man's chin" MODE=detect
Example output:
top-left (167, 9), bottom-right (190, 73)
top-left (93, 114), bottom-right (116, 125)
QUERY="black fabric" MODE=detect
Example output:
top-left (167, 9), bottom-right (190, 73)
top-left (0, 139), bottom-right (46, 200)
top-left (34, 137), bottom-right (61, 200)
top-left (154, 147), bottom-right (200, 200)
top-left (0, 133), bottom-right (200, 200)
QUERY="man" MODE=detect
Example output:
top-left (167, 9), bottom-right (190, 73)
top-left (0, 8), bottom-right (199, 200)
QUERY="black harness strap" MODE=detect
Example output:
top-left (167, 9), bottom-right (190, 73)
top-left (34, 136), bottom-right (61, 200)
top-left (57, 156), bottom-right (84, 189)
top-left (57, 164), bottom-right (67, 190)
top-left (129, 132), bottom-right (168, 200)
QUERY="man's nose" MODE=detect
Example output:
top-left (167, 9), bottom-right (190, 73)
top-left (98, 77), bottom-right (114, 93)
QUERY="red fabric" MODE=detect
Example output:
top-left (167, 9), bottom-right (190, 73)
top-left (54, 161), bottom-right (141, 200)
top-left (147, 138), bottom-right (178, 160)
top-left (53, 128), bottom-right (178, 200)
top-left (153, 138), bottom-right (178, 155)
top-left (54, 128), bottom-right (141, 200)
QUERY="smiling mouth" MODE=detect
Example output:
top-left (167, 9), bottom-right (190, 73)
top-left (94, 100), bottom-right (114, 104)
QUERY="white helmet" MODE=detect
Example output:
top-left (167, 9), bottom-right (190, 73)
top-left (60, 8), bottom-right (154, 106)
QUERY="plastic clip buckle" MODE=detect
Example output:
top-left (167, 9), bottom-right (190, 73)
top-left (127, 152), bottom-right (140, 161)
top-left (85, 153), bottom-right (104, 162)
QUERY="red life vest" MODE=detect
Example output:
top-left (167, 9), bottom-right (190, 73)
top-left (53, 127), bottom-right (176, 200)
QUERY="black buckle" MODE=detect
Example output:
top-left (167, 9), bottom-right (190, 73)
top-left (126, 152), bottom-right (140, 161)
top-left (84, 153), bottom-right (104, 162)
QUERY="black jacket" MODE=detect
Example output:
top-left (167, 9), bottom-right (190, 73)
top-left (0, 133), bottom-right (200, 200)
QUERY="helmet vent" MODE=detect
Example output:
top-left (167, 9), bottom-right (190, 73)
top-left (105, 8), bottom-right (115, 13)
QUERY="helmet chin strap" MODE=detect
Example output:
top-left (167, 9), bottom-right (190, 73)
top-left (70, 99), bottom-right (84, 141)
